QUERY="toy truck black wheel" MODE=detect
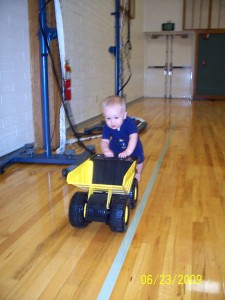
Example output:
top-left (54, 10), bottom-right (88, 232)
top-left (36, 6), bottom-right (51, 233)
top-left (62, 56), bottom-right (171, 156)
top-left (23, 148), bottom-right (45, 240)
top-left (69, 192), bottom-right (89, 228)
top-left (128, 178), bottom-right (138, 209)
top-left (109, 196), bottom-right (130, 232)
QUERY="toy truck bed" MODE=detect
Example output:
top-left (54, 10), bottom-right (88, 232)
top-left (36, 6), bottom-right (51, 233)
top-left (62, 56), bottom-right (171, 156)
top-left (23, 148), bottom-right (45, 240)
top-left (66, 154), bottom-right (138, 232)
top-left (67, 154), bottom-right (136, 194)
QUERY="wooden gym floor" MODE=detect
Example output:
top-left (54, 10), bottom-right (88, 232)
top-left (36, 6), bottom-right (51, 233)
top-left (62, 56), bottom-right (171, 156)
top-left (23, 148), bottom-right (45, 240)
top-left (0, 98), bottom-right (225, 300)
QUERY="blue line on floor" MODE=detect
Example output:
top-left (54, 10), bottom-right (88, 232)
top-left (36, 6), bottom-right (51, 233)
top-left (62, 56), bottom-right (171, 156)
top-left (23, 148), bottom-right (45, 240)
top-left (97, 125), bottom-right (175, 300)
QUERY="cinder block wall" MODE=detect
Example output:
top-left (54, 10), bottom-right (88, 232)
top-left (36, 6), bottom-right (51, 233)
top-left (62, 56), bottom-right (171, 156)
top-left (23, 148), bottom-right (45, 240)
top-left (0, 0), bottom-right (144, 156)
top-left (0, 0), bottom-right (34, 157)
top-left (62, 0), bottom-right (144, 123)
top-left (61, 0), bottom-right (115, 123)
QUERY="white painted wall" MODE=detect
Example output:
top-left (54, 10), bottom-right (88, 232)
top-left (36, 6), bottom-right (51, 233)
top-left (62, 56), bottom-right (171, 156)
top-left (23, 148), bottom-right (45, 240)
top-left (0, 0), bottom-right (144, 156)
top-left (144, 0), bottom-right (183, 32)
top-left (0, 0), bottom-right (34, 157)
top-left (0, 0), bottom-right (192, 156)
top-left (123, 1), bottom-right (144, 102)
top-left (61, 0), bottom-right (144, 124)
top-left (61, 0), bottom-right (115, 123)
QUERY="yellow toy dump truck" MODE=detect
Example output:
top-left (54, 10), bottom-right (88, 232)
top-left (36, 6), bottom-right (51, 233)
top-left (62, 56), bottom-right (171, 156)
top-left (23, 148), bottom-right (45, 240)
top-left (67, 154), bottom-right (138, 232)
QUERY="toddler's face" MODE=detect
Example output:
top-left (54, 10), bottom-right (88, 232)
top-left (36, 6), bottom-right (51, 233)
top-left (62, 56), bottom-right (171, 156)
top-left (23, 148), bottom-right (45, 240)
top-left (103, 104), bottom-right (127, 130)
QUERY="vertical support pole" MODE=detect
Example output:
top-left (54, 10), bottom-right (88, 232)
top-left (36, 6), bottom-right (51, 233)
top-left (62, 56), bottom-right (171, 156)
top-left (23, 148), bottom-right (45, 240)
top-left (39, 0), bottom-right (51, 156)
top-left (164, 35), bottom-right (169, 99)
top-left (169, 34), bottom-right (174, 99)
top-left (115, 0), bottom-right (121, 95)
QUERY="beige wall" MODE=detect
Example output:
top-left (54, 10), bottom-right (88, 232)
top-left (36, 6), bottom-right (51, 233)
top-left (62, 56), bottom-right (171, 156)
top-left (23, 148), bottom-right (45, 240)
top-left (2, 0), bottom-right (197, 155)
top-left (61, 0), bottom-right (144, 124)
top-left (0, 0), bottom-right (34, 156)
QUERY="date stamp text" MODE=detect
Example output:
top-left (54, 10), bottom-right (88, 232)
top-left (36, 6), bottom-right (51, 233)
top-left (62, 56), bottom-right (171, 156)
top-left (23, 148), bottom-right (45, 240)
top-left (140, 274), bottom-right (202, 285)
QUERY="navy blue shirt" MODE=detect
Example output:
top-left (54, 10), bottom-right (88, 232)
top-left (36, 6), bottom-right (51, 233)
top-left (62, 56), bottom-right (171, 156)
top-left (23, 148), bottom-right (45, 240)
top-left (102, 116), bottom-right (144, 163)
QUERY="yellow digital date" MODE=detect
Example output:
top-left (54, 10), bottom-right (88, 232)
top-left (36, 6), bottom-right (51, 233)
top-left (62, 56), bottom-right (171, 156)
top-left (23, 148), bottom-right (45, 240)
top-left (140, 274), bottom-right (202, 285)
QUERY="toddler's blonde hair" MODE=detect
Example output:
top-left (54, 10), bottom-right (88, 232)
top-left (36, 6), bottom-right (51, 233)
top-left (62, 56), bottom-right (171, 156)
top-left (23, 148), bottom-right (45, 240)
top-left (102, 95), bottom-right (126, 112)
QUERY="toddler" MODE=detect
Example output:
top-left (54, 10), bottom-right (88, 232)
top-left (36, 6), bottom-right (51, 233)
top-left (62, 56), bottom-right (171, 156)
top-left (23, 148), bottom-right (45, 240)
top-left (101, 95), bottom-right (144, 181)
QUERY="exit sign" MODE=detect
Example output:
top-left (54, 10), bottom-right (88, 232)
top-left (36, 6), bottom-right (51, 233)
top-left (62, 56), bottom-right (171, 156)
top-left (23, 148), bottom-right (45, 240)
top-left (162, 22), bottom-right (175, 31)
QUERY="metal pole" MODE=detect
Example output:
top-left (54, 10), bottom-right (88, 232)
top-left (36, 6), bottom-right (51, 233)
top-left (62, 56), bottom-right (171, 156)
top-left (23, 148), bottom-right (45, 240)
top-left (115, 0), bottom-right (121, 95)
top-left (164, 35), bottom-right (169, 98)
top-left (169, 34), bottom-right (174, 99)
top-left (39, 0), bottom-right (51, 156)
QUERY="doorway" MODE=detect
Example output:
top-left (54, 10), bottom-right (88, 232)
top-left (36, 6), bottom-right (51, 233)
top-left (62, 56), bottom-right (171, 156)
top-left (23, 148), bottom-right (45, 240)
top-left (195, 33), bottom-right (225, 99)
top-left (144, 32), bottom-right (194, 99)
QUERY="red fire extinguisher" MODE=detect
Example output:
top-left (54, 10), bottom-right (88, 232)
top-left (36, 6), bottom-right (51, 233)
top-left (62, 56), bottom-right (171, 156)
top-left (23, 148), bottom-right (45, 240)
top-left (64, 60), bottom-right (72, 101)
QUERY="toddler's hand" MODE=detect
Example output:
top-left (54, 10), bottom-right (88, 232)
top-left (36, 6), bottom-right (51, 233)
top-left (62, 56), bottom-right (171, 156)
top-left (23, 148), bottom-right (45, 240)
top-left (103, 149), bottom-right (114, 157)
top-left (118, 150), bottom-right (130, 158)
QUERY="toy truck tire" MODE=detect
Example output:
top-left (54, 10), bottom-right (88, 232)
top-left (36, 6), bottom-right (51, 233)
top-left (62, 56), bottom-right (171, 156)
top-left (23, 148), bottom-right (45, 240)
top-left (109, 196), bottom-right (130, 232)
top-left (69, 192), bottom-right (89, 228)
top-left (128, 178), bottom-right (138, 209)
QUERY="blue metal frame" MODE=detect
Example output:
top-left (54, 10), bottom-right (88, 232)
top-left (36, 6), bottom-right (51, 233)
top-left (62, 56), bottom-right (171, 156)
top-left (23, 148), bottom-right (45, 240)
top-left (39, 0), bottom-right (52, 157)
top-left (115, 0), bottom-right (122, 95)
top-left (0, 0), bottom-right (94, 174)
top-left (109, 0), bottom-right (122, 96)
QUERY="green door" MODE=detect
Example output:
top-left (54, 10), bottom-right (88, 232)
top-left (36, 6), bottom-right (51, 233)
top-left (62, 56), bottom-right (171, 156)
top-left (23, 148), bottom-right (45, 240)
top-left (196, 34), bottom-right (225, 98)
